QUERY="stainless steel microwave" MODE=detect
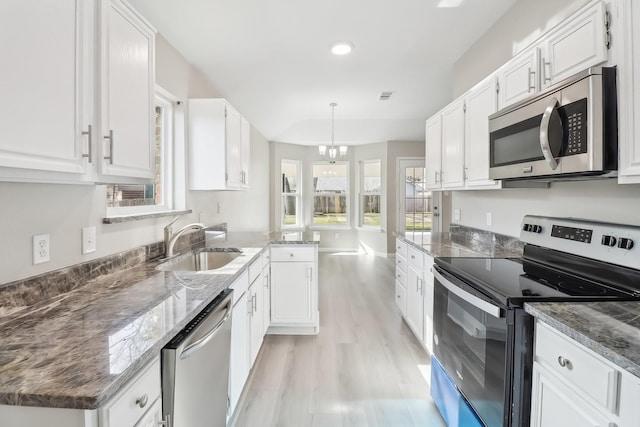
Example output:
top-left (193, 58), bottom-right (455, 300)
top-left (488, 67), bottom-right (617, 181)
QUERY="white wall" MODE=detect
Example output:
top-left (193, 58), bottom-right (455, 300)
top-left (0, 34), bottom-right (270, 285)
top-left (449, 0), bottom-right (635, 237)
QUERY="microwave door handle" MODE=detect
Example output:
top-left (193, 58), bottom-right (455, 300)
top-left (539, 97), bottom-right (560, 171)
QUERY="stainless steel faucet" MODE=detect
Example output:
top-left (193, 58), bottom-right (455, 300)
top-left (164, 217), bottom-right (206, 257)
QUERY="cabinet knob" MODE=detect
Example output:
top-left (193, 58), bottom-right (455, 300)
top-left (290, 253), bottom-right (294, 257)
top-left (557, 356), bottom-right (572, 369)
top-left (136, 393), bottom-right (149, 408)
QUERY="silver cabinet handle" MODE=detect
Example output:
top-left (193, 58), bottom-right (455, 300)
top-left (539, 97), bottom-right (560, 171)
top-left (136, 393), bottom-right (148, 408)
top-left (557, 356), bottom-right (572, 369)
top-left (528, 68), bottom-right (536, 92)
top-left (434, 170), bottom-right (439, 184)
top-left (543, 60), bottom-right (552, 83)
top-left (81, 124), bottom-right (92, 163)
top-left (264, 273), bottom-right (269, 288)
top-left (253, 294), bottom-right (258, 313)
top-left (103, 130), bottom-right (114, 164)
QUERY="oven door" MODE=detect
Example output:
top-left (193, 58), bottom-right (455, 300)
top-left (432, 267), bottom-right (508, 427)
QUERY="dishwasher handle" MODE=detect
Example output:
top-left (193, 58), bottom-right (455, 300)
top-left (179, 299), bottom-right (232, 360)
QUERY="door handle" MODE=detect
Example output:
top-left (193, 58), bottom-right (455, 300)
top-left (539, 97), bottom-right (560, 171)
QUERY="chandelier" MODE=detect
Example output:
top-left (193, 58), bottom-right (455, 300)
top-left (318, 102), bottom-right (348, 164)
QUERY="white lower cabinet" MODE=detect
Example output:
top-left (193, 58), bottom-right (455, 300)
top-left (248, 268), bottom-right (265, 367)
top-left (269, 245), bottom-right (319, 334)
top-left (133, 398), bottom-right (162, 427)
top-left (422, 254), bottom-right (435, 355)
top-left (228, 271), bottom-right (250, 421)
top-left (405, 247), bottom-right (425, 341)
top-left (262, 252), bottom-right (271, 336)
top-left (531, 320), bottom-right (640, 427)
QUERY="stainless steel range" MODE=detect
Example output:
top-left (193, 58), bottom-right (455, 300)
top-left (431, 215), bottom-right (640, 427)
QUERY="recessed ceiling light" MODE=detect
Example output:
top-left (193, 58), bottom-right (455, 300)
top-left (330, 42), bottom-right (353, 56)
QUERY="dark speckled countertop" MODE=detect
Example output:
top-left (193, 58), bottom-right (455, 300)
top-left (525, 302), bottom-right (640, 378)
top-left (0, 231), bottom-right (320, 410)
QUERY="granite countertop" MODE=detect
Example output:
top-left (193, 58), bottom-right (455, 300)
top-left (394, 230), bottom-right (524, 258)
top-left (0, 232), bottom-right (319, 410)
top-left (525, 302), bottom-right (640, 379)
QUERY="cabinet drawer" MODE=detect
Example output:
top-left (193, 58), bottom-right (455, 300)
top-left (249, 256), bottom-right (262, 284)
top-left (395, 281), bottom-right (407, 316)
top-left (102, 359), bottom-right (160, 427)
top-left (270, 246), bottom-right (315, 262)
top-left (396, 253), bottom-right (407, 272)
top-left (229, 269), bottom-right (249, 305)
top-left (396, 238), bottom-right (408, 259)
top-left (395, 266), bottom-right (406, 286)
top-left (535, 322), bottom-right (619, 411)
top-left (407, 246), bottom-right (424, 270)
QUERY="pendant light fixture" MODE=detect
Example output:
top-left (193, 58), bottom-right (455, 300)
top-left (318, 102), bottom-right (348, 164)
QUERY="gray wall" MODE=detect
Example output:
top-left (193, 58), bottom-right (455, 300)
top-left (449, 0), bottom-right (634, 237)
top-left (0, 34), bottom-right (270, 285)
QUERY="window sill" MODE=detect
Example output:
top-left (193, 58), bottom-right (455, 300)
top-left (308, 225), bottom-right (353, 231)
top-left (356, 227), bottom-right (385, 233)
top-left (102, 209), bottom-right (192, 224)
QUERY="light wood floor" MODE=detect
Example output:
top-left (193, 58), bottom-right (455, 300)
top-left (232, 252), bottom-right (446, 427)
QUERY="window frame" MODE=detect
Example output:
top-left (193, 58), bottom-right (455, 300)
top-left (105, 89), bottom-right (175, 216)
top-left (280, 159), bottom-right (302, 229)
top-left (310, 161), bottom-right (350, 229)
top-left (358, 159), bottom-right (382, 230)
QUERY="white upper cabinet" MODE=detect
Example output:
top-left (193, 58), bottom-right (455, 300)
top-left (97, 0), bottom-right (156, 182)
top-left (440, 99), bottom-right (465, 189)
top-left (425, 115), bottom-right (443, 190)
top-left (464, 75), bottom-right (500, 188)
top-left (616, 0), bottom-right (640, 183)
top-left (497, 47), bottom-right (540, 110)
top-left (188, 98), bottom-right (251, 191)
top-left (0, 0), bottom-right (93, 181)
top-left (540, 1), bottom-right (608, 88)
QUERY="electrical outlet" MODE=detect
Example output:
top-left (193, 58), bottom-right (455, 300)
top-left (334, 232), bottom-right (339, 239)
top-left (217, 202), bottom-right (221, 214)
top-left (454, 209), bottom-right (461, 221)
top-left (82, 227), bottom-right (96, 254)
top-left (33, 234), bottom-right (50, 264)
top-left (486, 212), bottom-right (493, 226)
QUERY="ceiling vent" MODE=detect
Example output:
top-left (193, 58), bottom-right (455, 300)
top-left (379, 91), bottom-right (394, 101)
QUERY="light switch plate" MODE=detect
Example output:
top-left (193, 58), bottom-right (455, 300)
top-left (486, 212), bottom-right (493, 226)
top-left (82, 227), bottom-right (96, 254)
top-left (454, 209), bottom-right (461, 221)
top-left (33, 234), bottom-right (50, 264)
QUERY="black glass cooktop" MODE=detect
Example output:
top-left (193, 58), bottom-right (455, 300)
top-left (435, 245), bottom-right (640, 308)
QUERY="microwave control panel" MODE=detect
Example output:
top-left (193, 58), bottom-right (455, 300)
top-left (563, 99), bottom-right (587, 156)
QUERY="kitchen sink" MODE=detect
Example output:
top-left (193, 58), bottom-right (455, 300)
top-left (157, 249), bottom-right (243, 272)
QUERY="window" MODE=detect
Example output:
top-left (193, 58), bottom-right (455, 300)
top-left (106, 92), bottom-right (173, 213)
top-left (403, 163), bottom-right (432, 238)
top-left (281, 160), bottom-right (301, 228)
top-left (359, 160), bottom-right (382, 227)
top-left (312, 163), bottom-right (349, 226)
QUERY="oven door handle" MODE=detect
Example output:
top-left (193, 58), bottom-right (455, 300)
top-left (433, 268), bottom-right (503, 319)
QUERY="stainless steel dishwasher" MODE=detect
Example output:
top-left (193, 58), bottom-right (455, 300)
top-left (162, 288), bottom-right (233, 427)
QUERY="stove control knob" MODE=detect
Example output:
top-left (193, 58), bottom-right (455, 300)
top-left (618, 238), bottom-right (634, 250)
top-left (533, 225), bottom-right (543, 233)
top-left (601, 235), bottom-right (617, 247)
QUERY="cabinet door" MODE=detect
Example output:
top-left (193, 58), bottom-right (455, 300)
top-left (405, 264), bottom-right (424, 341)
top-left (497, 48), bottom-right (539, 110)
top-left (531, 362), bottom-right (613, 427)
top-left (0, 0), bottom-right (91, 176)
top-left (134, 397), bottom-right (162, 427)
top-left (270, 262), bottom-right (313, 324)
top-left (225, 105), bottom-right (243, 189)
top-left (240, 117), bottom-right (251, 188)
top-left (440, 100), bottom-right (465, 189)
top-left (464, 75), bottom-right (500, 188)
top-left (248, 280), bottom-right (264, 367)
top-left (425, 115), bottom-right (443, 190)
top-left (99, 0), bottom-right (155, 181)
top-left (262, 266), bottom-right (270, 335)
top-left (423, 255), bottom-right (434, 355)
top-left (228, 292), bottom-right (249, 417)
top-left (616, 0), bottom-right (640, 182)
top-left (541, 1), bottom-right (607, 87)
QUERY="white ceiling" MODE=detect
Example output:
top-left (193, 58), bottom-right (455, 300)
top-left (129, 0), bottom-right (516, 146)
